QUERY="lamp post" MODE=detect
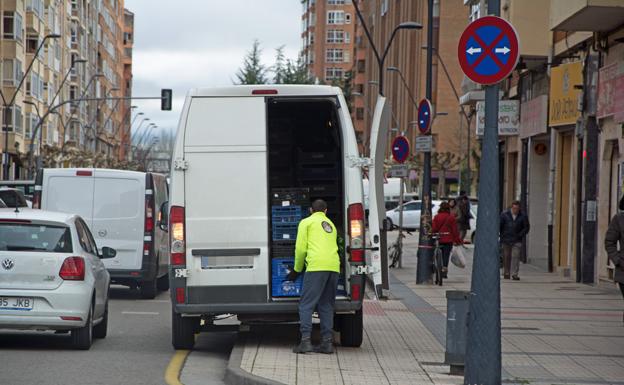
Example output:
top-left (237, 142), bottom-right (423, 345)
top-left (90, 87), bottom-right (119, 152)
top-left (2, 33), bottom-right (61, 180)
top-left (131, 117), bottom-right (151, 143)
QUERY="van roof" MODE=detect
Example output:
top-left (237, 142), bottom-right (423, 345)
top-left (188, 85), bottom-right (343, 98)
top-left (41, 168), bottom-right (148, 178)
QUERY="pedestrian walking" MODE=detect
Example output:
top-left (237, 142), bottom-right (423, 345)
top-left (499, 200), bottom-right (530, 280)
top-left (287, 199), bottom-right (340, 354)
top-left (603, 195), bottom-right (624, 323)
top-left (431, 201), bottom-right (463, 278)
top-left (448, 198), bottom-right (461, 225)
top-left (457, 194), bottom-right (472, 240)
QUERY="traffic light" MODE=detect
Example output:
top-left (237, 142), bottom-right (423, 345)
top-left (161, 89), bottom-right (172, 111)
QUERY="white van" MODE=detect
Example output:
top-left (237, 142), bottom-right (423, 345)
top-left (34, 168), bottom-right (170, 299)
top-left (168, 85), bottom-right (368, 349)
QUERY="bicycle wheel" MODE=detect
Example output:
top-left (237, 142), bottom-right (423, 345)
top-left (389, 244), bottom-right (401, 268)
top-left (434, 248), bottom-right (443, 286)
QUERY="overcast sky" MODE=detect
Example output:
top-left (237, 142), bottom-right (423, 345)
top-left (124, 0), bottom-right (302, 135)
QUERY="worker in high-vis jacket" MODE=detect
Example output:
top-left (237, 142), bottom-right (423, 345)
top-left (286, 199), bottom-right (339, 354)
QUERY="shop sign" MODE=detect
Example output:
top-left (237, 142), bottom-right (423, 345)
top-left (549, 61), bottom-right (582, 126)
top-left (476, 100), bottom-right (519, 136)
top-left (519, 95), bottom-right (548, 139)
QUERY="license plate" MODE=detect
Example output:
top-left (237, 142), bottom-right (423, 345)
top-left (0, 297), bottom-right (34, 311)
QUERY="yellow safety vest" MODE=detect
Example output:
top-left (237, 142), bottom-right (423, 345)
top-left (294, 211), bottom-right (340, 273)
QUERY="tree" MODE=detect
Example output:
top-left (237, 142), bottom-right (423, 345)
top-left (281, 53), bottom-right (314, 84)
top-left (235, 40), bottom-right (268, 85)
top-left (273, 46), bottom-right (288, 84)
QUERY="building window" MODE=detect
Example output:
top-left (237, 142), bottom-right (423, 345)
top-left (355, 84), bottom-right (363, 93)
top-left (2, 59), bottom-right (23, 86)
top-left (3, 106), bottom-right (23, 133)
top-left (381, 0), bottom-right (389, 16)
top-left (343, 51), bottom-right (351, 63)
top-left (327, 29), bottom-right (345, 43)
top-left (345, 13), bottom-right (352, 23)
top-left (3, 11), bottom-right (24, 41)
top-left (327, 10), bottom-right (345, 24)
top-left (357, 59), bottom-right (365, 73)
top-left (325, 67), bottom-right (344, 81)
top-left (356, 108), bottom-right (364, 120)
top-left (25, 112), bottom-right (39, 139)
top-left (26, 0), bottom-right (45, 19)
top-left (326, 48), bottom-right (344, 63)
top-left (328, 0), bottom-right (345, 4)
top-left (344, 31), bottom-right (351, 43)
top-left (27, 72), bottom-right (44, 100)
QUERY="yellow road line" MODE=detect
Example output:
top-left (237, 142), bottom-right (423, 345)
top-left (164, 349), bottom-right (190, 385)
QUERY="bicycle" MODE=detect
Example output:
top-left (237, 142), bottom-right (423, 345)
top-left (430, 232), bottom-right (449, 286)
top-left (388, 228), bottom-right (412, 268)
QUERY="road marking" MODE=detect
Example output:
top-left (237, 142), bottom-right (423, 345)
top-left (122, 311), bottom-right (160, 315)
top-left (164, 349), bottom-right (190, 385)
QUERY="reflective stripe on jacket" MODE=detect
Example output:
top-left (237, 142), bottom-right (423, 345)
top-left (294, 211), bottom-right (340, 273)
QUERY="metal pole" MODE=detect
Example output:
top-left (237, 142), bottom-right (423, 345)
top-left (464, 0), bottom-right (502, 382)
top-left (397, 176), bottom-right (405, 268)
top-left (416, 0), bottom-right (435, 284)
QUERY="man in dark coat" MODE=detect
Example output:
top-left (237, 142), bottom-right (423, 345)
top-left (499, 201), bottom-right (530, 280)
top-left (603, 195), bottom-right (624, 323)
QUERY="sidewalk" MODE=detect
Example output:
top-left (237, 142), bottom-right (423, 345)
top-left (187, 232), bottom-right (624, 385)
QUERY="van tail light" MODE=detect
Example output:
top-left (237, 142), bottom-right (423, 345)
top-left (348, 203), bottom-right (365, 263)
top-left (145, 196), bottom-right (154, 232)
top-left (351, 283), bottom-right (361, 301)
top-left (175, 287), bottom-right (185, 304)
top-left (59, 257), bottom-right (85, 281)
top-left (252, 89), bottom-right (278, 95)
top-left (143, 241), bottom-right (151, 256)
top-left (170, 206), bottom-right (186, 266)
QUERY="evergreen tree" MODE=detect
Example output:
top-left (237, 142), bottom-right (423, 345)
top-left (235, 40), bottom-right (268, 85)
top-left (273, 46), bottom-right (287, 84)
top-left (282, 54), bottom-right (314, 84)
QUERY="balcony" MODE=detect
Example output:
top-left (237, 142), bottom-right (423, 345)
top-left (550, 0), bottom-right (624, 31)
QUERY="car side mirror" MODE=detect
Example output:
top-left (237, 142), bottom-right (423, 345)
top-left (100, 246), bottom-right (117, 259)
top-left (158, 201), bottom-right (169, 232)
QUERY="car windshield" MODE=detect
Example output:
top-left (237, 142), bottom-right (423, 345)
top-left (0, 223), bottom-right (73, 253)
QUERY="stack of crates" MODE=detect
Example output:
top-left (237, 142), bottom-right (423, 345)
top-left (296, 149), bottom-right (342, 217)
top-left (271, 188), bottom-right (310, 297)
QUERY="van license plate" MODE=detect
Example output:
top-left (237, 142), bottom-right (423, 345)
top-left (0, 297), bottom-right (34, 311)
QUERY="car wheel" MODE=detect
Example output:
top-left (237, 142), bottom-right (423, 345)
top-left (386, 217), bottom-right (394, 230)
top-left (338, 308), bottom-right (363, 347)
top-left (71, 303), bottom-right (93, 350)
top-left (172, 309), bottom-right (196, 350)
top-left (140, 278), bottom-right (158, 299)
top-left (471, 232), bottom-right (475, 244)
top-left (157, 273), bottom-right (170, 291)
top-left (93, 302), bottom-right (108, 339)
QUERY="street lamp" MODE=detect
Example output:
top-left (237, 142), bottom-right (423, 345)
top-left (131, 117), bottom-right (150, 143)
top-left (2, 33), bottom-right (61, 179)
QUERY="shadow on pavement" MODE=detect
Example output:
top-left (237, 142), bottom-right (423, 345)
top-left (0, 330), bottom-right (99, 350)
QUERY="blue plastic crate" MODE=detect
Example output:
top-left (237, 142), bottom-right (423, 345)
top-left (271, 206), bottom-right (303, 224)
top-left (272, 223), bottom-right (298, 241)
top-left (272, 258), bottom-right (303, 297)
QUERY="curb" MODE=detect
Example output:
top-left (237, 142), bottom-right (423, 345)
top-left (224, 334), bottom-right (286, 385)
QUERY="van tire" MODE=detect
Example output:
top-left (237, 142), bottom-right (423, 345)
top-left (172, 310), bottom-right (196, 350)
top-left (157, 273), bottom-right (170, 291)
top-left (71, 304), bottom-right (93, 350)
top-left (93, 302), bottom-right (108, 339)
top-left (339, 308), bottom-right (363, 347)
top-left (140, 279), bottom-right (157, 299)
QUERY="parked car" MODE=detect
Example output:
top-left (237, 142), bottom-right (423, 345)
top-left (0, 199), bottom-right (6, 208)
top-left (0, 180), bottom-right (35, 201)
top-left (0, 188), bottom-right (30, 208)
top-left (385, 200), bottom-right (443, 231)
top-left (33, 168), bottom-right (170, 299)
top-left (168, 85), bottom-right (365, 350)
top-left (0, 208), bottom-right (116, 349)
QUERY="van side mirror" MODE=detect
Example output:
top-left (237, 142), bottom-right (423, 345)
top-left (100, 247), bottom-right (117, 259)
top-left (158, 201), bottom-right (169, 232)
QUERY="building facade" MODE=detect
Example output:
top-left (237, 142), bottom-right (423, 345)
top-left (0, 0), bottom-right (133, 180)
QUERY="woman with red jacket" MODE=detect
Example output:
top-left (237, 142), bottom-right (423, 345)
top-left (431, 201), bottom-right (464, 278)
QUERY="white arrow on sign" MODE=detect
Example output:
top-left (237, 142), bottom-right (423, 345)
top-left (466, 46), bottom-right (482, 55)
top-left (495, 46), bottom-right (510, 55)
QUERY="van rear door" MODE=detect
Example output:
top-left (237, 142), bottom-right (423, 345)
top-left (183, 96), bottom-right (269, 299)
top-left (91, 170), bottom-right (144, 271)
top-left (42, 169), bottom-right (95, 221)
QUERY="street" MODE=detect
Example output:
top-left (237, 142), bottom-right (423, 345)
top-left (0, 288), bottom-right (234, 385)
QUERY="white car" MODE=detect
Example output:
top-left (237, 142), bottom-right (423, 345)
top-left (0, 209), bottom-right (116, 349)
top-left (385, 200), bottom-right (443, 231)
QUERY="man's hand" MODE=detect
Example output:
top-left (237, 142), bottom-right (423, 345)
top-left (285, 269), bottom-right (300, 282)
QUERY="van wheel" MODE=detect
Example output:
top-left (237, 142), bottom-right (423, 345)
top-left (172, 310), bottom-right (196, 350)
top-left (71, 304), bottom-right (93, 350)
top-left (157, 273), bottom-right (170, 291)
top-left (140, 279), bottom-right (157, 299)
top-left (471, 232), bottom-right (476, 244)
top-left (93, 302), bottom-right (108, 339)
top-left (339, 308), bottom-right (363, 347)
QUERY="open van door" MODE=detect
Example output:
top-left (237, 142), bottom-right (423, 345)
top-left (367, 97), bottom-right (391, 299)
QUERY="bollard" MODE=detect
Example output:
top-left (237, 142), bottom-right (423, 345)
top-left (445, 290), bottom-right (470, 375)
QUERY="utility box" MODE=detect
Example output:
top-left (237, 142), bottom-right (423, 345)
top-left (444, 290), bottom-right (470, 375)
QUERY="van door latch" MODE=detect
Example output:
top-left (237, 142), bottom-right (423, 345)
top-left (174, 268), bottom-right (189, 278)
top-left (174, 159), bottom-right (189, 171)
top-left (355, 265), bottom-right (377, 275)
top-left (348, 156), bottom-right (372, 168)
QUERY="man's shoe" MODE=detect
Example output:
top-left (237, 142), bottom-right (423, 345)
top-left (318, 337), bottom-right (334, 354)
top-left (293, 337), bottom-right (313, 354)
top-left (512, 275), bottom-right (520, 281)
top-left (503, 274), bottom-right (510, 280)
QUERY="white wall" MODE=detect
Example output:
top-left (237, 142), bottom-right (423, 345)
top-left (527, 138), bottom-right (550, 270)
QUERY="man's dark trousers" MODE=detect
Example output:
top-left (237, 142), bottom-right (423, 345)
top-left (299, 271), bottom-right (338, 339)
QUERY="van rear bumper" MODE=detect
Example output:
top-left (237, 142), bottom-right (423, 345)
top-left (174, 300), bottom-right (361, 316)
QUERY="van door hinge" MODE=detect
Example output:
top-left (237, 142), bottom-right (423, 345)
top-left (174, 268), bottom-right (189, 278)
top-left (348, 156), bottom-right (373, 168)
top-left (355, 265), bottom-right (376, 275)
top-left (174, 159), bottom-right (189, 171)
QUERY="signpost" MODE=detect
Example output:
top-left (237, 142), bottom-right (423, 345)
top-left (391, 136), bottom-right (410, 163)
top-left (459, 7), bottom-right (517, 385)
top-left (417, 99), bottom-right (433, 134)
top-left (415, 136), bottom-right (433, 153)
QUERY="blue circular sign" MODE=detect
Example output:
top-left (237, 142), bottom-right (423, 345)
top-left (392, 136), bottom-right (410, 164)
top-left (417, 99), bottom-right (432, 134)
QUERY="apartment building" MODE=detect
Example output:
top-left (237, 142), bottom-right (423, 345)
top-left (0, 0), bottom-right (133, 179)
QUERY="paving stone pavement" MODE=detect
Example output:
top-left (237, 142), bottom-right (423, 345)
top-left (185, 232), bottom-right (624, 385)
